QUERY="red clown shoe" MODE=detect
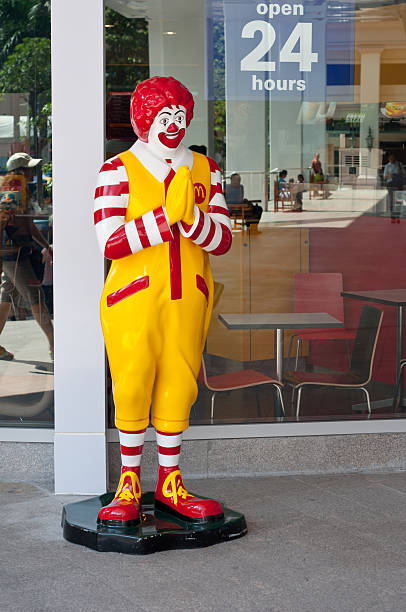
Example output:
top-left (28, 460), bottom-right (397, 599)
top-left (154, 466), bottom-right (224, 523)
top-left (98, 468), bottom-right (141, 527)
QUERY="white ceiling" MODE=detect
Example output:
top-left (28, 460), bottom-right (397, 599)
top-left (106, 0), bottom-right (205, 20)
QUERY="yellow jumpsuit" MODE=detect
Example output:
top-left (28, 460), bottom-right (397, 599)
top-left (101, 151), bottom-right (214, 433)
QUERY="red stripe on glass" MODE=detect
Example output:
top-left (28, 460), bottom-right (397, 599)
top-left (210, 226), bottom-right (232, 256)
top-left (104, 225), bottom-right (132, 259)
top-left (120, 445), bottom-right (143, 456)
top-left (169, 224), bottom-right (182, 300)
top-left (157, 445), bottom-right (181, 456)
top-left (94, 207), bottom-right (127, 224)
top-left (95, 182), bottom-right (129, 198)
top-left (135, 216), bottom-right (151, 249)
top-left (199, 220), bottom-right (216, 249)
top-left (196, 275), bottom-right (209, 302)
top-left (107, 276), bottom-right (149, 307)
top-left (154, 206), bottom-right (172, 242)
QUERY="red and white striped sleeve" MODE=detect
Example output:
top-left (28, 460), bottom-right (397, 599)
top-left (94, 155), bottom-right (172, 260)
top-left (178, 158), bottom-right (232, 255)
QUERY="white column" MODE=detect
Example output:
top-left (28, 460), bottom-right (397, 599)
top-left (359, 49), bottom-right (382, 171)
top-left (302, 106), bottom-right (328, 176)
top-left (359, 50), bottom-right (381, 104)
top-left (226, 100), bottom-right (267, 202)
top-left (269, 100), bottom-right (302, 179)
top-left (52, 0), bottom-right (107, 494)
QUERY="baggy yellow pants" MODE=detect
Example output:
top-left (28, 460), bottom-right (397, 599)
top-left (100, 151), bottom-right (213, 433)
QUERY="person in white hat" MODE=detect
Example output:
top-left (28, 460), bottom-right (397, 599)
top-left (1, 152), bottom-right (42, 211)
top-left (3, 153), bottom-right (42, 210)
top-left (6, 152), bottom-right (42, 172)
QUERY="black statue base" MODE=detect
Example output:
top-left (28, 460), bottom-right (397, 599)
top-left (62, 491), bottom-right (247, 555)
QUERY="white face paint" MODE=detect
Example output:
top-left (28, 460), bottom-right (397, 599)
top-left (147, 105), bottom-right (187, 158)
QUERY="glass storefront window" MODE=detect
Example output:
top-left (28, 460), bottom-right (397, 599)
top-left (105, 0), bottom-right (406, 427)
top-left (0, 3), bottom-right (53, 427)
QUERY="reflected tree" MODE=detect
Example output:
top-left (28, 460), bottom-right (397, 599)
top-left (0, 1), bottom-right (51, 158)
top-left (105, 7), bottom-right (149, 94)
top-left (0, 37), bottom-right (50, 157)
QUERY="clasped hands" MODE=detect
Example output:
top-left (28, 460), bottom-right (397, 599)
top-left (165, 166), bottom-right (195, 227)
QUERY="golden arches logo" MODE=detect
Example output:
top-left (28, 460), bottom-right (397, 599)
top-left (162, 470), bottom-right (193, 506)
top-left (116, 471), bottom-right (141, 504)
top-left (194, 183), bottom-right (206, 204)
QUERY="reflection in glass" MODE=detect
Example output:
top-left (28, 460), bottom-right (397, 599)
top-left (0, 3), bottom-right (53, 427)
top-left (105, 0), bottom-right (406, 426)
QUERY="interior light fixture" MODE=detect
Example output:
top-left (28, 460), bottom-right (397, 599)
top-left (163, 31), bottom-right (176, 35)
top-left (105, 24), bottom-right (115, 28)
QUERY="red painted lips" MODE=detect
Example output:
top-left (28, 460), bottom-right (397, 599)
top-left (158, 128), bottom-right (185, 148)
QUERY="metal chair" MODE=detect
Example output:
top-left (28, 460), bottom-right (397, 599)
top-left (285, 305), bottom-right (384, 417)
top-left (392, 358), bottom-right (406, 412)
top-left (198, 356), bottom-right (285, 423)
top-left (227, 201), bottom-right (262, 229)
top-left (274, 180), bottom-right (295, 212)
top-left (288, 273), bottom-right (356, 370)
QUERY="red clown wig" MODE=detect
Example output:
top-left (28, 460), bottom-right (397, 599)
top-left (130, 76), bottom-right (194, 141)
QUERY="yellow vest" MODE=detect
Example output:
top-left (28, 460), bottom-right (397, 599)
top-left (102, 150), bottom-right (214, 323)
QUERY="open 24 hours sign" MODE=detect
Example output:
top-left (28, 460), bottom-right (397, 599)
top-left (217, 0), bottom-right (354, 101)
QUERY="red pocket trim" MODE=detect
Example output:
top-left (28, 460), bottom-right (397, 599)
top-left (196, 274), bottom-right (209, 303)
top-left (107, 276), bottom-right (149, 307)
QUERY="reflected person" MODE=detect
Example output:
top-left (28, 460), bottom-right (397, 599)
top-left (0, 154), bottom-right (54, 361)
top-left (225, 173), bottom-right (262, 225)
top-left (384, 152), bottom-right (403, 221)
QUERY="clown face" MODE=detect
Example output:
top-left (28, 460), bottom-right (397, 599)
top-left (147, 105), bottom-right (187, 157)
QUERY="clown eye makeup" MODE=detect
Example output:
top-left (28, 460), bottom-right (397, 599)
top-left (147, 105), bottom-right (186, 151)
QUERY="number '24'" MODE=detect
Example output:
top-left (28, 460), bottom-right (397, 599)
top-left (241, 21), bottom-right (318, 73)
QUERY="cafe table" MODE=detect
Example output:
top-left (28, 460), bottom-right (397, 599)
top-left (342, 289), bottom-right (406, 410)
top-left (218, 312), bottom-right (344, 416)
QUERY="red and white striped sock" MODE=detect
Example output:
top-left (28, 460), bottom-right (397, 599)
top-left (119, 428), bottom-right (146, 469)
top-left (156, 430), bottom-right (182, 467)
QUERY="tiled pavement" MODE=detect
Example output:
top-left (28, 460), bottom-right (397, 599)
top-left (1, 471), bottom-right (406, 612)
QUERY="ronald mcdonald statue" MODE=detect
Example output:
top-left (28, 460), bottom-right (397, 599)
top-left (93, 76), bottom-right (232, 527)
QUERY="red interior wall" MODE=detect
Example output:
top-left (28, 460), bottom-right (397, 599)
top-left (309, 216), bottom-right (406, 384)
